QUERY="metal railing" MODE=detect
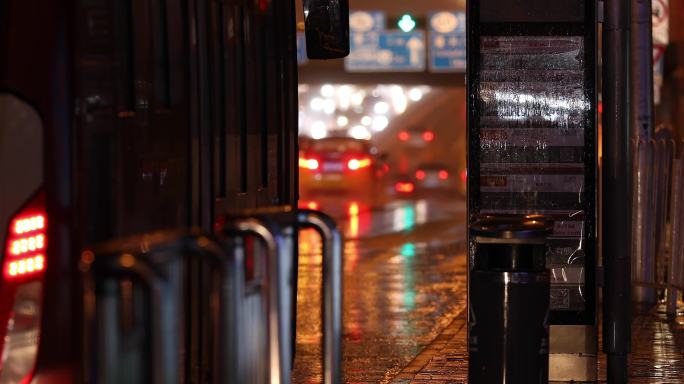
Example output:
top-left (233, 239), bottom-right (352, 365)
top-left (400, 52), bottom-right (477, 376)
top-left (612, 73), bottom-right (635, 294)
top-left (80, 232), bottom-right (223, 384)
top-left (80, 208), bottom-right (344, 383)
top-left (631, 131), bottom-right (684, 316)
top-left (224, 207), bottom-right (344, 384)
top-left (216, 217), bottom-right (288, 384)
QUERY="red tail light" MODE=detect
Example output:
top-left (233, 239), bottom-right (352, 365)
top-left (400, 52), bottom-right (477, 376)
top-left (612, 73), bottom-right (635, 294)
top-left (395, 182), bottom-right (415, 193)
top-left (0, 191), bottom-right (46, 382)
top-left (398, 131), bottom-right (409, 141)
top-left (439, 170), bottom-right (449, 180)
top-left (460, 169), bottom-right (468, 182)
top-left (299, 157), bottom-right (319, 170)
top-left (347, 157), bottom-right (371, 171)
top-left (299, 200), bottom-right (320, 210)
top-left (415, 170), bottom-right (425, 180)
top-left (422, 131), bottom-right (435, 142)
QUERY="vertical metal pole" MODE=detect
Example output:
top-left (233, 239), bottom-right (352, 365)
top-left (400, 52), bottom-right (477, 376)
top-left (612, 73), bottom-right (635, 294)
top-left (148, 266), bottom-right (180, 384)
top-left (95, 279), bottom-right (120, 384)
top-left (603, 0), bottom-right (632, 381)
top-left (632, 139), bottom-right (657, 302)
top-left (217, 236), bottom-right (246, 384)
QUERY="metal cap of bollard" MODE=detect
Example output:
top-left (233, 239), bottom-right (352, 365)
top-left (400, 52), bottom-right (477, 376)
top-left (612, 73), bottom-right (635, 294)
top-left (470, 215), bottom-right (554, 244)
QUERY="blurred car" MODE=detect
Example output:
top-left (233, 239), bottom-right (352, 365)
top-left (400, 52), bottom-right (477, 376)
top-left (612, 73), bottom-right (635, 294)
top-left (299, 137), bottom-right (379, 200)
top-left (397, 127), bottom-right (436, 148)
top-left (413, 162), bottom-right (454, 192)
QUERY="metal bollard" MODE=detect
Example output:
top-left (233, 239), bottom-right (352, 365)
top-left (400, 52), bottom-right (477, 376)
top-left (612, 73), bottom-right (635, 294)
top-left (219, 217), bottom-right (288, 384)
top-left (240, 207), bottom-right (344, 384)
top-left (468, 215), bottom-right (553, 384)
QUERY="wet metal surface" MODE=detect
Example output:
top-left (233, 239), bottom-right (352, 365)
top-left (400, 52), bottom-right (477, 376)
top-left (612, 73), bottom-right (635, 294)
top-left (291, 198), bottom-right (467, 383)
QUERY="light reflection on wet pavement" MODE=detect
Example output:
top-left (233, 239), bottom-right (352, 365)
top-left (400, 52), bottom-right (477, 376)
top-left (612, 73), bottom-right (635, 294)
top-left (291, 198), bottom-right (468, 383)
top-left (597, 305), bottom-right (684, 383)
top-left (292, 197), bottom-right (684, 382)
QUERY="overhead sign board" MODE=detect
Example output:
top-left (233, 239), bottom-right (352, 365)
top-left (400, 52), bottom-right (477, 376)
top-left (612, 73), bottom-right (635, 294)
top-left (349, 10), bottom-right (386, 32)
top-left (428, 11), bottom-right (466, 72)
top-left (345, 30), bottom-right (426, 72)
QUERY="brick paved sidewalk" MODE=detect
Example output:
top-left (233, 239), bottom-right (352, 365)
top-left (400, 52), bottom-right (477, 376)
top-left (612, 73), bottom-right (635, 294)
top-left (391, 304), bottom-right (684, 383)
top-left (391, 310), bottom-right (467, 383)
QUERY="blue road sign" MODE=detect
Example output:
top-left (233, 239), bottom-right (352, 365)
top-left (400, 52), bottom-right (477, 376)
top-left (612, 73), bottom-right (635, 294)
top-left (345, 30), bottom-right (426, 72)
top-left (296, 32), bottom-right (308, 65)
top-left (428, 11), bottom-right (466, 72)
top-left (349, 10), bottom-right (386, 32)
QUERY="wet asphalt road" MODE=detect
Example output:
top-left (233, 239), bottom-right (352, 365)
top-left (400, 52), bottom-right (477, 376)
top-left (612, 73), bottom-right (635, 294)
top-left (291, 196), bottom-right (468, 383)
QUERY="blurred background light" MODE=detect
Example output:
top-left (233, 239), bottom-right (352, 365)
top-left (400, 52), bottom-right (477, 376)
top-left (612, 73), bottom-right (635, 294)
top-left (298, 84), bottom-right (431, 140)
top-left (349, 125), bottom-right (371, 140)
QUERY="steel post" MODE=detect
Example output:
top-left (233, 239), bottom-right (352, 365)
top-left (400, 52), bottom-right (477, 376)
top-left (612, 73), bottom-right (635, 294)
top-left (602, 0), bottom-right (632, 381)
top-left (632, 139), bottom-right (656, 302)
top-left (203, 235), bottom-right (247, 384)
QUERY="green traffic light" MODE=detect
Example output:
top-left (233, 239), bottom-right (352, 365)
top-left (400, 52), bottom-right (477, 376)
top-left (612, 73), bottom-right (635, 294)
top-left (398, 14), bottom-right (416, 33)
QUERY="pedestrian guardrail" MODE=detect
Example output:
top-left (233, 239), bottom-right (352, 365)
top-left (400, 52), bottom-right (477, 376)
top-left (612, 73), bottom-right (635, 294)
top-left (80, 208), bottom-right (343, 383)
top-left (80, 232), bottom-right (225, 384)
top-left (216, 216), bottom-right (288, 384)
top-left (631, 130), bottom-right (684, 316)
top-left (223, 207), bottom-right (344, 384)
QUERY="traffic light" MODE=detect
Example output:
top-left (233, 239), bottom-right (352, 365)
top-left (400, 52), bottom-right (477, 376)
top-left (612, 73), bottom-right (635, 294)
top-left (397, 14), bottom-right (417, 32)
top-left (390, 14), bottom-right (425, 32)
